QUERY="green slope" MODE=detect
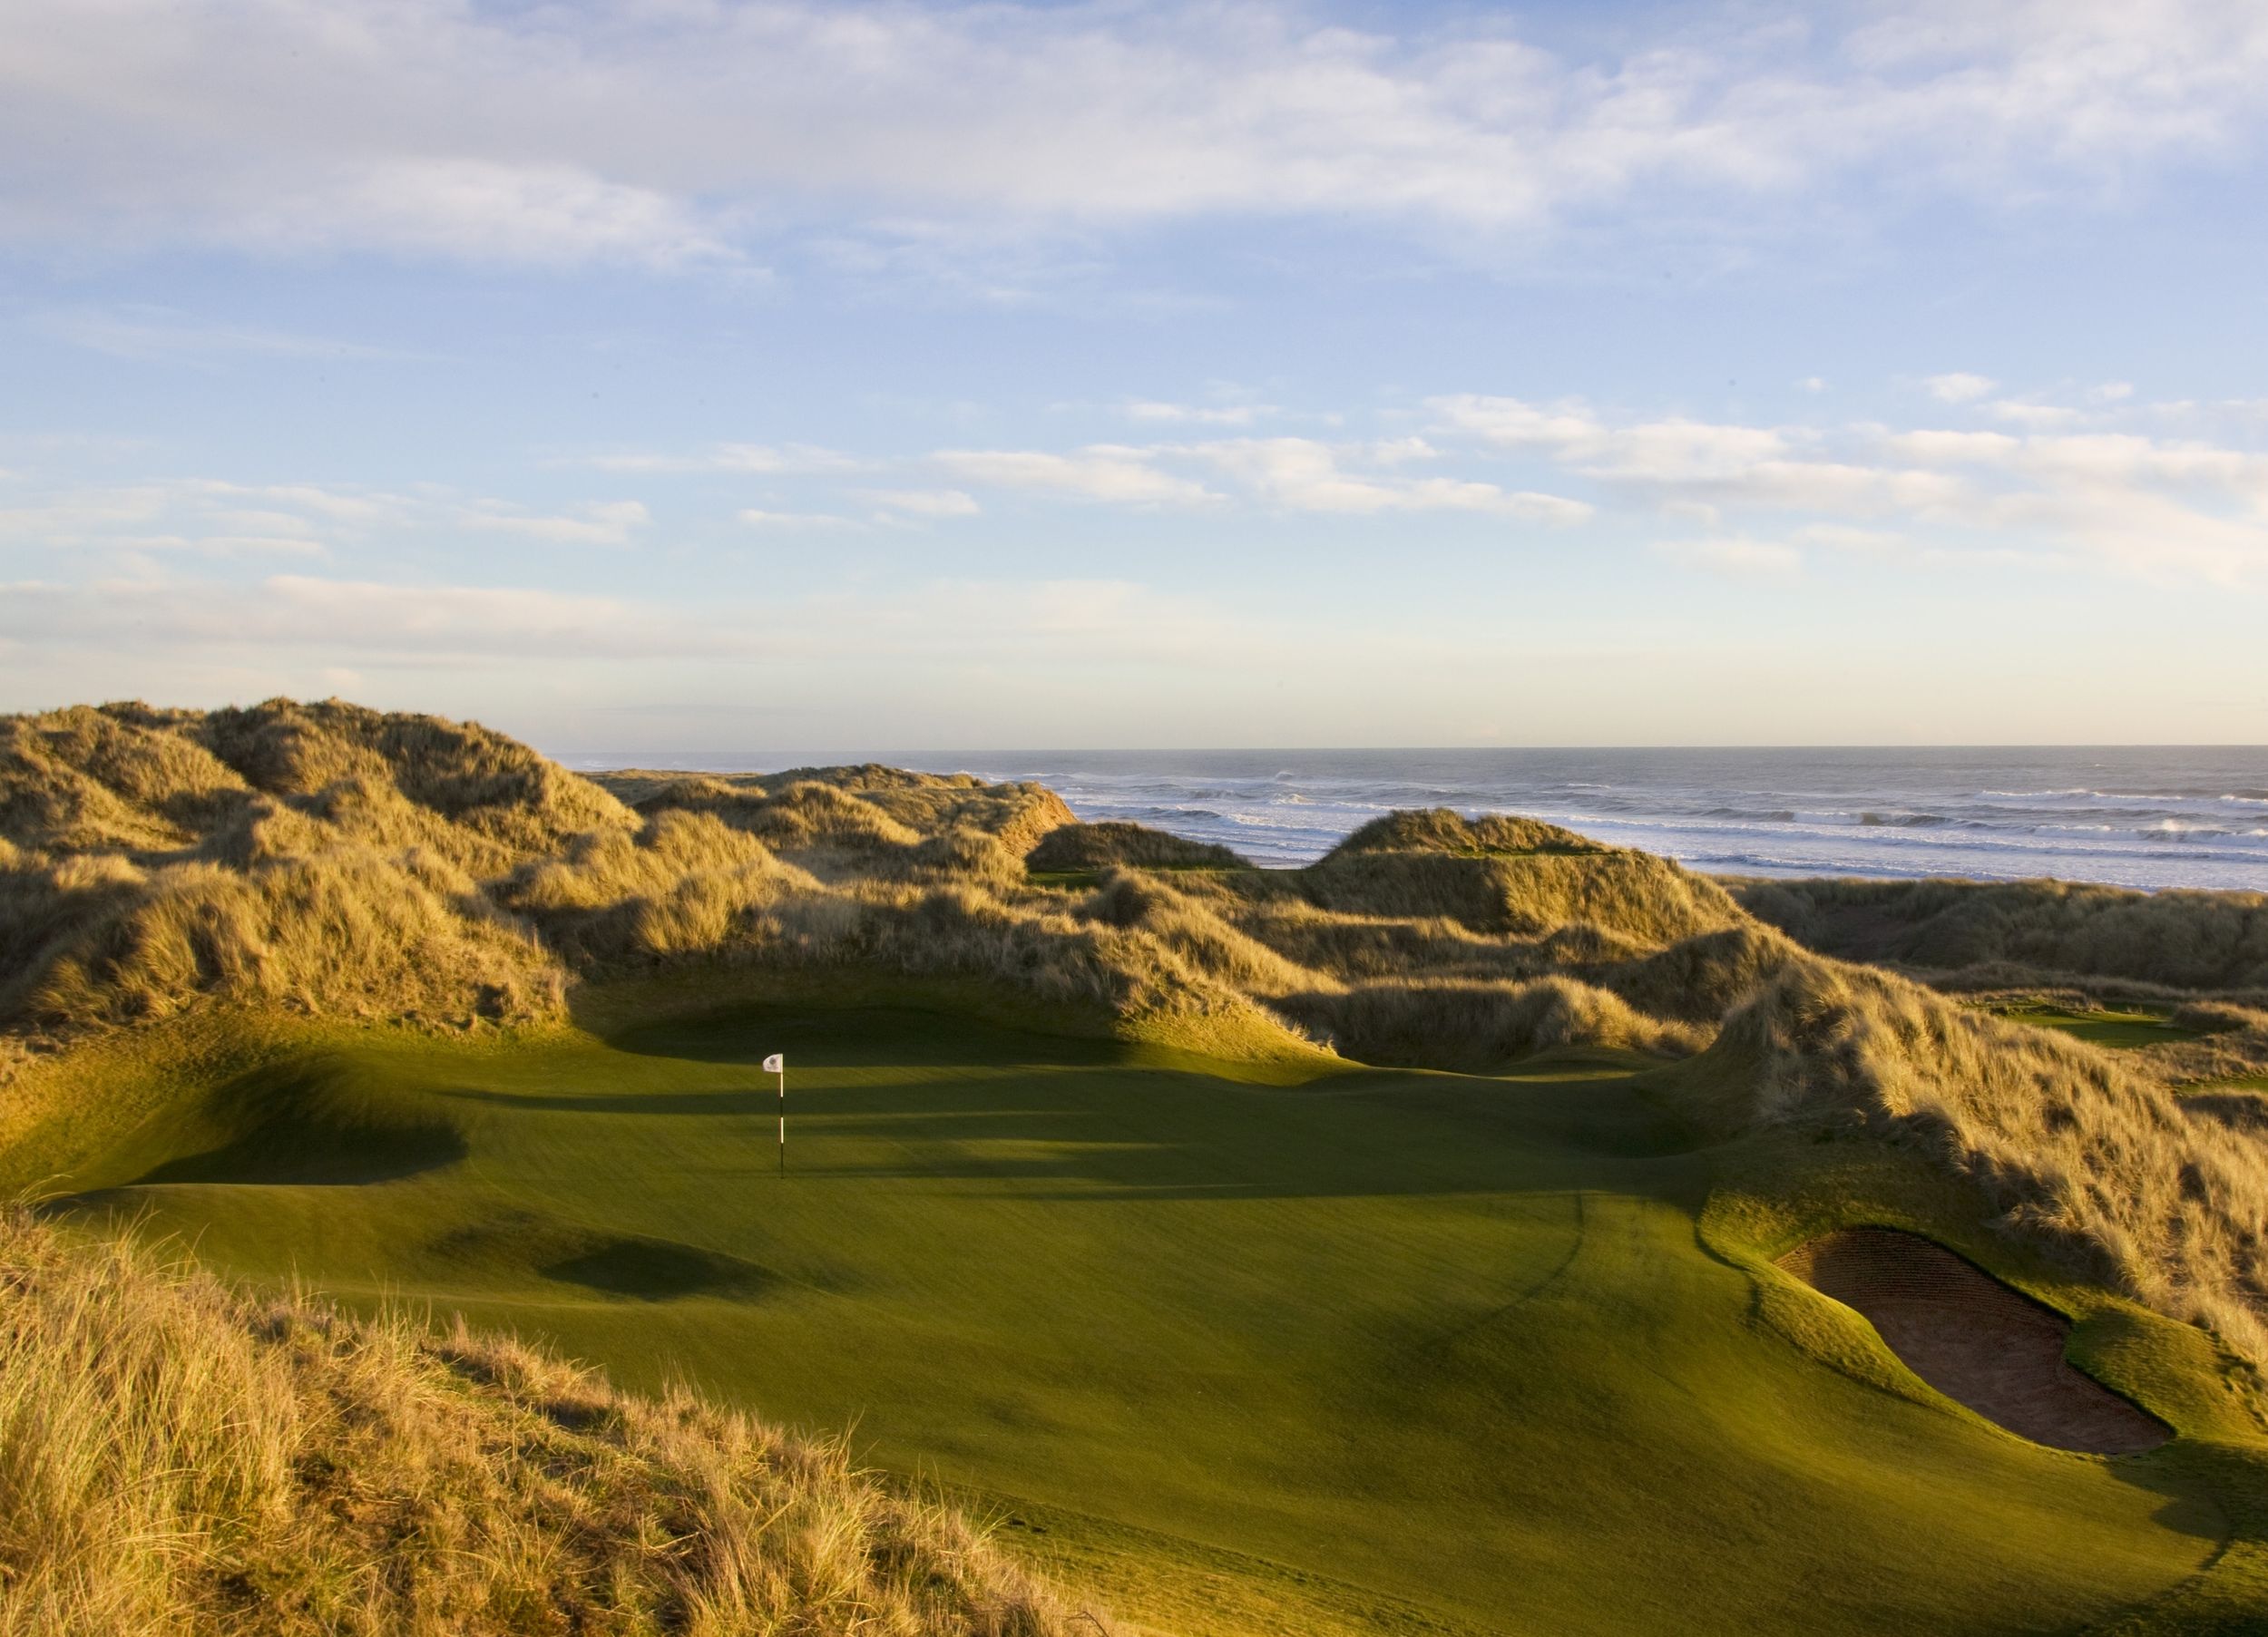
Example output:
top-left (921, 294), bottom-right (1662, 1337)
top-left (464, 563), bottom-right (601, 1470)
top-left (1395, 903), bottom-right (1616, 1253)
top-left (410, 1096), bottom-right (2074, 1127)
top-left (44, 995), bottom-right (2268, 1635)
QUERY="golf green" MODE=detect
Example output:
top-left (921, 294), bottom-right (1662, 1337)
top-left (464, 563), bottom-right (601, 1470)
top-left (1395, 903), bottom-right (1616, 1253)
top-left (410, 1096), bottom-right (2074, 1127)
top-left (57, 1000), bottom-right (2244, 1634)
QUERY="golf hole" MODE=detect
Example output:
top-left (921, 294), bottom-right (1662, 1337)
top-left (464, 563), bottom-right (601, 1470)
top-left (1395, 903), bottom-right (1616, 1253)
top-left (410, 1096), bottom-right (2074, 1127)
top-left (1777, 1228), bottom-right (2169, 1456)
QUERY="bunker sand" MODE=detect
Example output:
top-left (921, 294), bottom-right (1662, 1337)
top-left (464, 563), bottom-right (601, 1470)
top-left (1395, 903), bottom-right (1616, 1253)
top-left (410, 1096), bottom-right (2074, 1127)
top-left (1778, 1227), bottom-right (2169, 1455)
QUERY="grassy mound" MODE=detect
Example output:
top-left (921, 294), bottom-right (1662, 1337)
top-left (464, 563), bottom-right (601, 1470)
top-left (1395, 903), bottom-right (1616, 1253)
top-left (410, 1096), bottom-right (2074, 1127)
top-left (1324, 808), bottom-right (1602, 858)
top-left (1688, 956), bottom-right (2268, 1363)
top-left (593, 766), bottom-right (1077, 861)
top-left (1733, 874), bottom-right (2268, 997)
top-left (1025, 821), bottom-right (1246, 872)
top-left (0, 1204), bottom-right (1074, 1636)
top-left (0, 704), bottom-right (1765, 1086)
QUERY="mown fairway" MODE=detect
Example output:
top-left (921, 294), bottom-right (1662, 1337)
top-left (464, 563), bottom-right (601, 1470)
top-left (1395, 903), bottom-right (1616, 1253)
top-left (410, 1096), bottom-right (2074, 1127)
top-left (62, 1001), bottom-right (2235, 1635)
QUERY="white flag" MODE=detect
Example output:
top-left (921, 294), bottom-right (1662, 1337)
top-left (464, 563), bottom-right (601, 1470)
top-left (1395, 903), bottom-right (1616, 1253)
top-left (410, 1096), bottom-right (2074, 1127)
top-left (761, 1053), bottom-right (784, 1073)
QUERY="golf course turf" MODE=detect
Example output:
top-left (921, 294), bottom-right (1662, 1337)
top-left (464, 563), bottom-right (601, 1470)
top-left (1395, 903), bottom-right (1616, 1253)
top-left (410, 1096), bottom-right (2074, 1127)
top-left (40, 984), bottom-right (2268, 1636)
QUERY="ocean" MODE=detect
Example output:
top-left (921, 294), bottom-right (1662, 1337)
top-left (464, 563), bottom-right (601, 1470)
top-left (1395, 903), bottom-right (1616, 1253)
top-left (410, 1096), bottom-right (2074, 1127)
top-left (562, 746), bottom-right (2268, 893)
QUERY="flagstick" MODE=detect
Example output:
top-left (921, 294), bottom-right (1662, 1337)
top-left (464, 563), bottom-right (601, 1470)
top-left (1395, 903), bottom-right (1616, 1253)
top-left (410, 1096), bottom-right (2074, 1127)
top-left (777, 1063), bottom-right (785, 1175)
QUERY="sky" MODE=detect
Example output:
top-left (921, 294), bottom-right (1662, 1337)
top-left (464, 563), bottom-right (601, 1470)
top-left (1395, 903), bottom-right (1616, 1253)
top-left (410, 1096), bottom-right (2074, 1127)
top-left (3, 0), bottom-right (2266, 753)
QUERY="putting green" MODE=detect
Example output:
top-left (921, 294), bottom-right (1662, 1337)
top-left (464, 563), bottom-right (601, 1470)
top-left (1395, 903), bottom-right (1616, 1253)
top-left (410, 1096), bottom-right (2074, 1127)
top-left (52, 999), bottom-right (2252, 1635)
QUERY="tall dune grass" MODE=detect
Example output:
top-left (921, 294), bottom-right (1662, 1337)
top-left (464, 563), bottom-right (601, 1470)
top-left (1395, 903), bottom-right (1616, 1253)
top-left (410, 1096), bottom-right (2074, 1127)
top-left (0, 1207), bottom-right (1077, 1636)
top-left (1734, 874), bottom-right (2268, 996)
top-left (1702, 955), bottom-right (2268, 1363)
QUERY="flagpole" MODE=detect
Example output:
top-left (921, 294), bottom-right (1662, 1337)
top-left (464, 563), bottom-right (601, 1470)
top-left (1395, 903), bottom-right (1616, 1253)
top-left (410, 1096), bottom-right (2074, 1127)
top-left (762, 1053), bottom-right (787, 1174)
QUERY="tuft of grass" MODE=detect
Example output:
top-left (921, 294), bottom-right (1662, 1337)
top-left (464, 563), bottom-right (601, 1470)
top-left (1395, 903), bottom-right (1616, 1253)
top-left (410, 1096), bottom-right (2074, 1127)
top-left (0, 1203), bottom-right (1080, 1637)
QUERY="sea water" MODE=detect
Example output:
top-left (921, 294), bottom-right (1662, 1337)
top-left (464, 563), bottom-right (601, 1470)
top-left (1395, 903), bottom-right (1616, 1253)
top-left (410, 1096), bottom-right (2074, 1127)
top-left (562, 746), bottom-right (2268, 892)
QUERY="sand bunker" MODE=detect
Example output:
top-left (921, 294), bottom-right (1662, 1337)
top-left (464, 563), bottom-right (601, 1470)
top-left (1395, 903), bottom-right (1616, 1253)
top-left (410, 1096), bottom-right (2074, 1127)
top-left (1777, 1228), bottom-right (2168, 1455)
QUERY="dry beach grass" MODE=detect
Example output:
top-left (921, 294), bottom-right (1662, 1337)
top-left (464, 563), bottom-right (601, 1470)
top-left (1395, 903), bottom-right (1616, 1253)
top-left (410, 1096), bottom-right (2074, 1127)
top-left (0, 1205), bottom-right (1074, 1637)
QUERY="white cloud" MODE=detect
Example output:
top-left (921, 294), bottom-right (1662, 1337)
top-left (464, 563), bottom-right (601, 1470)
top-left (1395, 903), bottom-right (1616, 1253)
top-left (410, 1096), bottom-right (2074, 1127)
top-left (1431, 388), bottom-right (2268, 582)
top-left (1429, 396), bottom-right (1793, 482)
top-left (864, 488), bottom-right (981, 517)
top-left (5, 3), bottom-right (2268, 268)
top-left (462, 499), bottom-right (650, 547)
top-left (928, 432), bottom-right (1588, 521)
top-left (934, 446), bottom-right (1213, 505)
top-left (1124, 400), bottom-right (1272, 426)
top-left (0, 475), bottom-right (655, 556)
top-left (1189, 437), bottom-right (1589, 521)
top-left (1654, 537), bottom-right (1804, 577)
top-left (1987, 399), bottom-right (2086, 429)
top-left (1791, 523), bottom-right (1911, 554)
top-left (29, 305), bottom-right (415, 363)
top-left (1924, 373), bottom-right (1999, 404)
top-left (189, 534), bottom-right (330, 560)
top-left (576, 443), bottom-right (854, 475)
top-left (0, 573), bottom-right (700, 660)
top-left (0, 567), bottom-right (1267, 676)
top-left (737, 509), bottom-right (862, 530)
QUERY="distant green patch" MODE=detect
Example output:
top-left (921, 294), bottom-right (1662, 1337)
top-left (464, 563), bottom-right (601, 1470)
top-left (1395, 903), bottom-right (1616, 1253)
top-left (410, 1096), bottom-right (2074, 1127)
top-left (1983, 1001), bottom-right (2204, 1050)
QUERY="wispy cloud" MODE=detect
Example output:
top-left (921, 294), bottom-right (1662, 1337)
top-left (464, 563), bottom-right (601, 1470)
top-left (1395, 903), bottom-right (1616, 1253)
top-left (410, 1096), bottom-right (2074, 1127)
top-left (1186, 437), bottom-right (1589, 521)
top-left (1124, 399), bottom-right (1274, 426)
top-left (573, 443), bottom-right (855, 475)
top-left (1432, 390), bottom-right (2268, 581)
top-left (933, 446), bottom-right (1214, 505)
top-left (0, 568), bottom-right (1271, 675)
top-left (737, 509), bottom-right (863, 530)
top-left (29, 304), bottom-right (418, 363)
top-left (863, 488), bottom-right (981, 517)
top-left (0, 477), bottom-right (656, 557)
top-left (1653, 536), bottom-right (1804, 578)
top-left (1923, 372), bottom-right (1998, 404)
top-left (6, 3), bottom-right (2267, 269)
top-left (461, 500), bottom-right (650, 547)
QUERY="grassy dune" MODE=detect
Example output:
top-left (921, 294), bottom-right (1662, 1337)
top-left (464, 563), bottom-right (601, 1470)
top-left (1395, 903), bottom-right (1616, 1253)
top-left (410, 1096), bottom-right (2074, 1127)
top-left (10, 699), bottom-right (2268, 1631)
top-left (1731, 873), bottom-right (2268, 1098)
top-left (1733, 873), bottom-right (2268, 998)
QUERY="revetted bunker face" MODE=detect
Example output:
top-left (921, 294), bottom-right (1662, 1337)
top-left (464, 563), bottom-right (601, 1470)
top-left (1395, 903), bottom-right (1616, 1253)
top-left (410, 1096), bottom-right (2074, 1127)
top-left (1776, 1228), bottom-right (2169, 1456)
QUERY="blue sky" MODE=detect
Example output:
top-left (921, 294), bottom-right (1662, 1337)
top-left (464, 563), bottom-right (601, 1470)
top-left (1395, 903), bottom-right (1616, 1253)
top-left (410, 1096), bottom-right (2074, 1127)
top-left (4, 0), bottom-right (2266, 751)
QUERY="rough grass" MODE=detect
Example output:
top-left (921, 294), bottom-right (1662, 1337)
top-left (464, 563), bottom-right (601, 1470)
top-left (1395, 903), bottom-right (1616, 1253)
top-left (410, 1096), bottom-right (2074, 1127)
top-left (1324, 808), bottom-right (1602, 858)
top-left (1733, 874), bottom-right (2268, 997)
top-left (0, 1204), bottom-right (1077, 1637)
top-left (0, 702), bottom-right (1755, 1078)
top-left (1275, 975), bottom-right (1704, 1070)
top-left (1025, 822), bottom-right (1245, 872)
top-left (1695, 955), bottom-right (2268, 1365)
